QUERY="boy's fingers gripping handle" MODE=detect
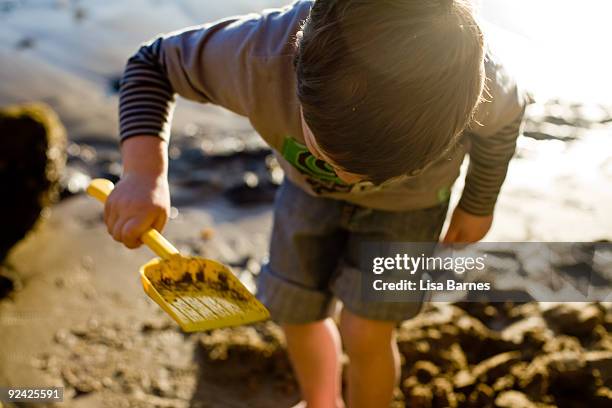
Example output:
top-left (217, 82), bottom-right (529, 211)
top-left (86, 178), bottom-right (180, 260)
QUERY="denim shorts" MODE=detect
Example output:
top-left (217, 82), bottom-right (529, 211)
top-left (256, 178), bottom-right (449, 324)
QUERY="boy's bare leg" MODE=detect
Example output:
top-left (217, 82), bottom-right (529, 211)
top-left (339, 308), bottom-right (399, 408)
top-left (283, 319), bottom-right (345, 408)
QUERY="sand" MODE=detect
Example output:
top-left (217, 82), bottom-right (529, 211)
top-left (1, 1), bottom-right (611, 407)
top-left (1, 99), bottom-right (610, 408)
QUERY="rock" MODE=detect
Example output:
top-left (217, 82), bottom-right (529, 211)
top-left (542, 335), bottom-right (583, 354)
top-left (471, 351), bottom-right (523, 385)
top-left (54, 328), bottom-right (78, 347)
top-left (398, 303), bottom-right (527, 395)
top-left (495, 390), bottom-right (539, 408)
top-left (403, 374), bottom-right (457, 408)
top-left (542, 303), bottom-right (604, 338)
top-left (406, 384), bottom-right (433, 408)
top-left (546, 351), bottom-right (587, 374)
top-left (467, 383), bottom-right (494, 407)
top-left (592, 387), bottom-right (612, 407)
top-left (0, 103), bottom-right (66, 262)
top-left (16, 36), bottom-right (35, 50)
top-left (140, 317), bottom-right (174, 333)
top-left (515, 358), bottom-right (550, 399)
top-left (453, 369), bottom-right (475, 390)
top-left (197, 321), bottom-right (291, 380)
top-left (151, 367), bottom-right (173, 397)
top-left (592, 325), bottom-right (612, 351)
top-left (399, 334), bottom-right (467, 373)
top-left (397, 305), bottom-right (468, 371)
top-left (492, 374), bottom-right (515, 393)
top-left (246, 258), bottom-right (261, 275)
top-left (544, 351), bottom-right (598, 402)
top-left (454, 315), bottom-right (515, 364)
top-left (73, 6), bottom-right (87, 22)
top-left (585, 351), bottom-right (612, 388)
top-left (61, 365), bottom-right (103, 394)
top-left (200, 227), bottom-right (215, 241)
top-left (412, 361), bottom-right (440, 384)
top-left (501, 316), bottom-right (550, 344)
top-left (523, 130), bottom-right (577, 142)
top-left (440, 343), bottom-right (468, 372)
top-left (431, 377), bottom-right (457, 408)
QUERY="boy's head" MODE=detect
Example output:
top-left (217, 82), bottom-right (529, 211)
top-left (294, 0), bottom-right (486, 184)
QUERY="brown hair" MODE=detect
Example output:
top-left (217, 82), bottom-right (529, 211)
top-left (294, 0), bottom-right (485, 184)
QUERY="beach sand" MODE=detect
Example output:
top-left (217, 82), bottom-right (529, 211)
top-left (1, 1), bottom-right (611, 407)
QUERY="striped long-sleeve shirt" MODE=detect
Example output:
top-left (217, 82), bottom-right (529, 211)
top-left (118, 0), bottom-right (533, 214)
top-left (120, 39), bottom-right (176, 141)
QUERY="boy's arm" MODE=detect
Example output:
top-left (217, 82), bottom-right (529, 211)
top-left (118, 38), bottom-right (178, 143)
top-left (108, 14), bottom-right (264, 248)
top-left (458, 109), bottom-right (524, 216)
top-left (105, 136), bottom-right (170, 249)
top-left (442, 111), bottom-right (523, 243)
top-left (443, 46), bottom-right (532, 243)
top-left (119, 17), bottom-right (254, 143)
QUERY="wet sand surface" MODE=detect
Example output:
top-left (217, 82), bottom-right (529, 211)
top-left (1, 99), bottom-right (611, 408)
top-left (1, 1), bottom-right (611, 407)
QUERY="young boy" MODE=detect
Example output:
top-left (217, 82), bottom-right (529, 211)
top-left (105, 0), bottom-right (531, 406)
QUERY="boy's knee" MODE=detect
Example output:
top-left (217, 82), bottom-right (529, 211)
top-left (339, 308), bottom-right (395, 359)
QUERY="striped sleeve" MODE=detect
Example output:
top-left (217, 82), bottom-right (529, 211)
top-left (117, 14), bottom-right (258, 142)
top-left (116, 3), bottom-right (313, 145)
top-left (458, 108), bottom-right (525, 216)
top-left (119, 38), bottom-right (178, 142)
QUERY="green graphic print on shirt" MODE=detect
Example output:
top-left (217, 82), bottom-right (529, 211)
top-left (281, 137), bottom-right (353, 194)
top-left (281, 136), bottom-right (452, 203)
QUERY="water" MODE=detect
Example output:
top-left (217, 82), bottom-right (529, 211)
top-left (3, 0), bottom-right (609, 104)
top-left (481, 0), bottom-right (612, 104)
top-left (259, 0), bottom-right (612, 104)
top-left (185, 0), bottom-right (612, 104)
top-left (191, 0), bottom-right (612, 104)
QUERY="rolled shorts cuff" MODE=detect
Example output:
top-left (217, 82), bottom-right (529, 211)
top-left (331, 262), bottom-right (426, 323)
top-left (256, 264), bottom-right (335, 325)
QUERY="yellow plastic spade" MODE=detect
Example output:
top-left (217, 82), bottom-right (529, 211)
top-left (87, 178), bottom-right (270, 332)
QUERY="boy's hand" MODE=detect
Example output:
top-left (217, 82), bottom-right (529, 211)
top-left (104, 174), bottom-right (170, 249)
top-left (442, 207), bottom-right (493, 243)
top-left (104, 136), bottom-right (170, 249)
